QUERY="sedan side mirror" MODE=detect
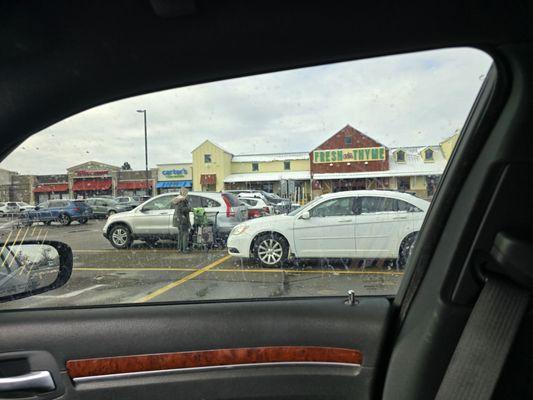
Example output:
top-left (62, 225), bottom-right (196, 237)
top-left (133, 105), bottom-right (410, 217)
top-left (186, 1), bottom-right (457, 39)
top-left (0, 240), bottom-right (73, 303)
top-left (300, 211), bottom-right (311, 220)
top-left (34, 206), bottom-right (40, 211)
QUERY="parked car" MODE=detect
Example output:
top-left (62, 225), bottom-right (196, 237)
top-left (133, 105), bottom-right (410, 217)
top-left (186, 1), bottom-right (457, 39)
top-left (132, 195), bottom-right (151, 203)
top-left (102, 192), bottom-right (248, 249)
top-left (238, 197), bottom-right (273, 218)
top-left (114, 196), bottom-right (141, 210)
top-left (228, 190), bottom-right (292, 214)
top-left (227, 190), bottom-right (429, 268)
top-left (0, 202), bottom-right (19, 215)
top-left (20, 199), bottom-right (93, 226)
top-left (15, 202), bottom-right (35, 212)
top-left (85, 198), bottom-right (131, 218)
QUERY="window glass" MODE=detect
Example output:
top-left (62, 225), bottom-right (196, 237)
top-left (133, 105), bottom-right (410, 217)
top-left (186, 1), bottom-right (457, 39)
top-left (309, 197), bottom-right (354, 217)
top-left (0, 48), bottom-right (492, 310)
top-left (143, 195), bottom-right (173, 211)
top-left (359, 197), bottom-right (396, 214)
top-left (201, 197), bottom-right (221, 208)
top-left (188, 195), bottom-right (202, 208)
top-left (397, 200), bottom-right (422, 212)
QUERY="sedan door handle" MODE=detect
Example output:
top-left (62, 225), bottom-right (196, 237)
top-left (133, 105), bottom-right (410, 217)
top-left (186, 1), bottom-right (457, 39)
top-left (0, 371), bottom-right (55, 393)
top-left (393, 216), bottom-right (407, 220)
top-left (337, 219), bottom-right (352, 223)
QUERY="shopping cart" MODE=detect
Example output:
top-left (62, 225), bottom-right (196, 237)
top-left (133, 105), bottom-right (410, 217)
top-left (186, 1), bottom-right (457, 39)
top-left (190, 209), bottom-right (219, 251)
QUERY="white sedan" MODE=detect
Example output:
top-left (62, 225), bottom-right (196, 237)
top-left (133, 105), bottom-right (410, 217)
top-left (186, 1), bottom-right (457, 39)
top-left (227, 190), bottom-right (429, 268)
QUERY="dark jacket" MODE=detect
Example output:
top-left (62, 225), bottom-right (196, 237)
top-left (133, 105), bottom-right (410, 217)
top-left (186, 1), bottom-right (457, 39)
top-left (172, 196), bottom-right (191, 229)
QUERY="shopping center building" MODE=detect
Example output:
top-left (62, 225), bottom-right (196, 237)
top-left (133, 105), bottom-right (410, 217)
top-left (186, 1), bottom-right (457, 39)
top-left (309, 125), bottom-right (455, 199)
top-left (0, 125), bottom-right (457, 204)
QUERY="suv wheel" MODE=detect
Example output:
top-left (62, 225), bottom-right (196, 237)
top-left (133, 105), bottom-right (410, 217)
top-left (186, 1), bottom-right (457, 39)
top-left (58, 214), bottom-right (71, 226)
top-left (79, 218), bottom-right (88, 224)
top-left (109, 224), bottom-right (132, 249)
top-left (253, 233), bottom-right (289, 268)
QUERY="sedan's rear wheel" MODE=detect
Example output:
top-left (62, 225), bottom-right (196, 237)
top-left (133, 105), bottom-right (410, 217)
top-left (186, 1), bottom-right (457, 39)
top-left (109, 224), bottom-right (132, 249)
top-left (254, 233), bottom-right (289, 268)
top-left (78, 218), bottom-right (88, 224)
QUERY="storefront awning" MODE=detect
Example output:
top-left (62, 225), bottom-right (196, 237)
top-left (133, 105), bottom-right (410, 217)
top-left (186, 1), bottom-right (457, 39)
top-left (312, 170), bottom-right (444, 180)
top-left (200, 174), bottom-right (216, 185)
top-left (33, 184), bottom-right (69, 193)
top-left (224, 171), bottom-right (310, 183)
top-left (117, 180), bottom-right (152, 190)
top-left (72, 178), bottom-right (112, 191)
top-left (156, 181), bottom-right (192, 189)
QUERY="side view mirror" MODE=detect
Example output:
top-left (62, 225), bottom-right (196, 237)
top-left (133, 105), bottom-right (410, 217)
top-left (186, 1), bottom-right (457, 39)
top-left (0, 240), bottom-right (73, 303)
top-left (300, 211), bottom-right (311, 220)
top-left (34, 206), bottom-right (40, 211)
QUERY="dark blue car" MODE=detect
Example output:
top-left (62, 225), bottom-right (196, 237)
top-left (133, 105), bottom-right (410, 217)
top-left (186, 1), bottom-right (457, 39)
top-left (20, 199), bottom-right (93, 226)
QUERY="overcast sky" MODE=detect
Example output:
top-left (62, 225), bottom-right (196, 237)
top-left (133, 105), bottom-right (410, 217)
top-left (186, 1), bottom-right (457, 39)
top-left (1, 48), bottom-right (492, 175)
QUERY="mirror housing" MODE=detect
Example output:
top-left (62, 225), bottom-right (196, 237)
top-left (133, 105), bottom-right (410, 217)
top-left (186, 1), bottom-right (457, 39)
top-left (300, 211), bottom-right (311, 220)
top-left (34, 206), bottom-right (40, 211)
top-left (0, 240), bottom-right (73, 303)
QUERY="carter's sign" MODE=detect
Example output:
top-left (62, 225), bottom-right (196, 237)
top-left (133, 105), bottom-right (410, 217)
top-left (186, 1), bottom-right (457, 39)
top-left (157, 164), bottom-right (192, 181)
top-left (313, 147), bottom-right (386, 163)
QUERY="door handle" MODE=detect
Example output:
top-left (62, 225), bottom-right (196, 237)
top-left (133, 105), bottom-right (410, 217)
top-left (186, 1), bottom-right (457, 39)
top-left (337, 219), bottom-right (352, 223)
top-left (0, 371), bottom-right (55, 393)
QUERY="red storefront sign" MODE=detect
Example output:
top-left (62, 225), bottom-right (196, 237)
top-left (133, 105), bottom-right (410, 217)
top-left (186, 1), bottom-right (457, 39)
top-left (33, 184), bottom-right (69, 193)
top-left (75, 170), bottom-right (109, 176)
top-left (72, 179), bottom-right (112, 191)
top-left (200, 174), bottom-right (216, 185)
top-left (117, 180), bottom-right (152, 190)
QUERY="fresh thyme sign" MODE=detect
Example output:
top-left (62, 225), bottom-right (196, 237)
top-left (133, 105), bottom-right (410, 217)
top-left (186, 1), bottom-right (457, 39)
top-left (313, 147), bottom-right (386, 163)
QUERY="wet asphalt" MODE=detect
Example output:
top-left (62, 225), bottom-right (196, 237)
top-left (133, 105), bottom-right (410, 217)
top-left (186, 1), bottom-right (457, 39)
top-left (0, 218), bottom-right (403, 310)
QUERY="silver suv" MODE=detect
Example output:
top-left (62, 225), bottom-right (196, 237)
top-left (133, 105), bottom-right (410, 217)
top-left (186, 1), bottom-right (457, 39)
top-left (102, 192), bottom-right (248, 248)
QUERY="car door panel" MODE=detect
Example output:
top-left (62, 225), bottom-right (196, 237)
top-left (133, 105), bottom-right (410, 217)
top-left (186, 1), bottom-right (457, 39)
top-left (293, 197), bottom-right (356, 258)
top-left (0, 298), bottom-right (390, 400)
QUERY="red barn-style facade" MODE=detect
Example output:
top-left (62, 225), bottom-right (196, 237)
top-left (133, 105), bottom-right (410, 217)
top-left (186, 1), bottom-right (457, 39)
top-left (310, 125), bottom-right (391, 195)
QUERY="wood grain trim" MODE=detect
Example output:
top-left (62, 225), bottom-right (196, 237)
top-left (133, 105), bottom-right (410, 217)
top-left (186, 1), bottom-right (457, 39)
top-left (66, 346), bottom-right (363, 378)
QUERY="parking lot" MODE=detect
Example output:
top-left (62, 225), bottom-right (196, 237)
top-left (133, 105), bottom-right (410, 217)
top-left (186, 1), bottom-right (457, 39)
top-left (0, 219), bottom-right (404, 309)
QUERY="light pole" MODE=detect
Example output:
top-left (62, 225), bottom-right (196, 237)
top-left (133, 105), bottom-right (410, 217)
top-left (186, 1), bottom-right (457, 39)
top-left (136, 109), bottom-right (149, 195)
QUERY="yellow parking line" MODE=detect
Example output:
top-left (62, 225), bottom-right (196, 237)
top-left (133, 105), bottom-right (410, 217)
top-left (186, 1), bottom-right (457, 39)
top-left (75, 267), bottom-right (197, 271)
top-left (214, 268), bottom-right (404, 276)
top-left (72, 266), bottom-right (403, 276)
top-left (72, 249), bottom-right (190, 253)
top-left (134, 255), bottom-right (232, 303)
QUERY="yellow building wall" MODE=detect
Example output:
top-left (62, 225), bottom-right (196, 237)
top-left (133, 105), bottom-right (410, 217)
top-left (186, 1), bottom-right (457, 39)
top-left (192, 141), bottom-right (232, 192)
top-left (230, 159), bottom-right (310, 174)
top-left (440, 133), bottom-right (459, 160)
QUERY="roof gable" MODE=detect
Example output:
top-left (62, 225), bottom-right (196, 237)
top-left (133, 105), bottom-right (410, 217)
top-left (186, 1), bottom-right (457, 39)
top-left (67, 161), bottom-right (120, 171)
top-left (311, 124), bottom-right (386, 152)
top-left (192, 139), bottom-right (233, 155)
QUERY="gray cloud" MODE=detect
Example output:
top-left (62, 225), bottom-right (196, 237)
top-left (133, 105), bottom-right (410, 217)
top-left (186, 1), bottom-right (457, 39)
top-left (1, 48), bottom-right (492, 174)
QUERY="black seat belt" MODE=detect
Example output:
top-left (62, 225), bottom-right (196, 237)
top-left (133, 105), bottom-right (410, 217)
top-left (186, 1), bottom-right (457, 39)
top-left (435, 232), bottom-right (533, 400)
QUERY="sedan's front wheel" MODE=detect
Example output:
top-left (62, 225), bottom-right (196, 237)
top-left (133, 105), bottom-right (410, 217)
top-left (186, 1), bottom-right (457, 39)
top-left (109, 224), bottom-right (132, 249)
top-left (253, 233), bottom-right (289, 268)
